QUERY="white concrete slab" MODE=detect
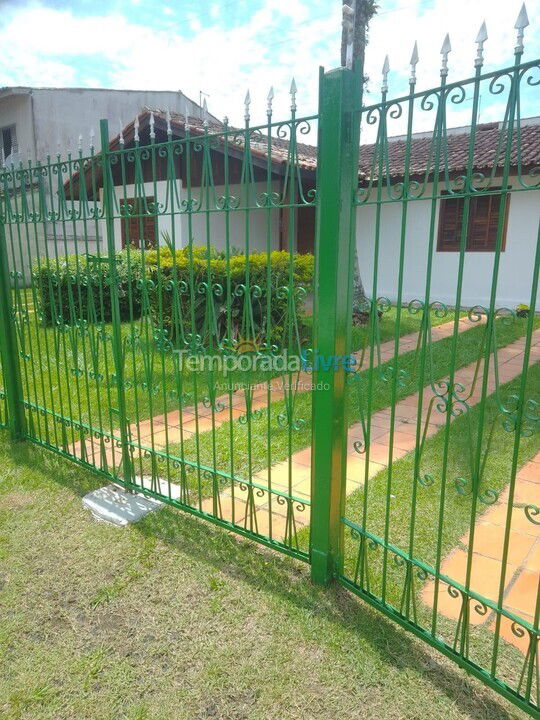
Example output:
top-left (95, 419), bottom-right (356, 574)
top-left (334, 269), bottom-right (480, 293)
top-left (82, 484), bottom-right (163, 526)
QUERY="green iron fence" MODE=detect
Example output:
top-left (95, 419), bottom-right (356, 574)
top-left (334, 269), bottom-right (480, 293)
top-left (0, 15), bottom-right (538, 718)
top-left (321, 27), bottom-right (540, 719)
top-left (0, 95), bottom-right (318, 559)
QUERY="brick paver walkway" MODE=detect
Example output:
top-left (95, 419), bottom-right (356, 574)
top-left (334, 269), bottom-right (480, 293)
top-left (421, 451), bottom-right (539, 654)
top-left (215, 331), bottom-right (539, 655)
top-left (72, 316), bottom-right (473, 469)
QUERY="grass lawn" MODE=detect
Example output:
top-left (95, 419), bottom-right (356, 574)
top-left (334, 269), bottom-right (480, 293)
top-left (160, 314), bottom-right (538, 494)
top-left (0, 432), bottom-right (532, 720)
top-left (10, 303), bottom-right (455, 440)
top-left (341, 361), bottom-right (540, 587)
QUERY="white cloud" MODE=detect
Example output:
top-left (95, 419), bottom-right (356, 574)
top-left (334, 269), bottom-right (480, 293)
top-left (0, 0), bottom-right (537, 143)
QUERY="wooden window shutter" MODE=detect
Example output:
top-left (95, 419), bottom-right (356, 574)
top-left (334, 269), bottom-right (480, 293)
top-left (467, 193), bottom-right (508, 251)
top-left (437, 190), bottom-right (509, 252)
top-left (437, 196), bottom-right (465, 251)
top-left (121, 197), bottom-right (157, 249)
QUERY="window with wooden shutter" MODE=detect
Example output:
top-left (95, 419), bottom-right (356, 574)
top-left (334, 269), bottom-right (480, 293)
top-left (121, 197), bottom-right (157, 249)
top-left (437, 190), bottom-right (509, 252)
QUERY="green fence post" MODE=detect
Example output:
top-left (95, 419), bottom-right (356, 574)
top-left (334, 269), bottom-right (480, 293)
top-left (310, 64), bottom-right (361, 585)
top-left (0, 218), bottom-right (26, 440)
top-left (99, 119), bottom-right (134, 484)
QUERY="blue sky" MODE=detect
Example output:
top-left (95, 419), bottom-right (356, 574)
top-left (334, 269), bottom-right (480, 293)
top-left (1, 0), bottom-right (539, 136)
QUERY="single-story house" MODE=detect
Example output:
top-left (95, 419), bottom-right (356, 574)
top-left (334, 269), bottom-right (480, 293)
top-left (67, 111), bottom-right (540, 311)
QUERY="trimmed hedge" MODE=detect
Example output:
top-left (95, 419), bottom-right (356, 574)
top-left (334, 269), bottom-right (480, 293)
top-left (145, 247), bottom-right (314, 347)
top-left (33, 251), bottom-right (145, 326)
top-left (33, 247), bottom-right (314, 348)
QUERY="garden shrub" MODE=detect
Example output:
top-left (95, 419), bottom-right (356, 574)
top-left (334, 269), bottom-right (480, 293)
top-left (33, 246), bottom-right (314, 349)
top-left (144, 247), bottom-right (314, 348)
top-left (33, 251), bottom-right (144, 325)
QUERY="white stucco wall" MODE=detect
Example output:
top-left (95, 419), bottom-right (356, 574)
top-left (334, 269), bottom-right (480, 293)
top-left (0, 94), bottom-right (33, 160)
top-left (108, 180), bottom-right (282, 254)
top-left (356, 179), bottom-right (540, 311)
top-left (1, 182), bottom-right (101, 282)
top-left (30, 88), bottom-right (202, 161)
top-left (0, 88), bottom-right (202, 163)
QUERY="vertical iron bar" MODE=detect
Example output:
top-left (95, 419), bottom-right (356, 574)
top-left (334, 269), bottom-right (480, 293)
top-left (99, 119), bottom-right (134, 484)
top-left (0, 218), bottom-right (26, 439)
top-left (310, 64), bottom-right (361, 584)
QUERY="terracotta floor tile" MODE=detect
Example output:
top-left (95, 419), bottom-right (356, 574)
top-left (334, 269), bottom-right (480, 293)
top-left (482, 503), bottom-right (512, 528)
top-left (211, 407), bottom-right (244, 424)
top-left (511, 479), bottom-right (539, 505)
top-left (369, 415), bottom-right (393, 430)
top-left (149, 427), bottom-right (188, 448)
top-left (526, 541), bottom-right (540, 572)
top-left (507, 505), bottom-right (540, 537)
top-left (491, 612), bottom-right (535, 654)
top-left (364, 443), bottom-right (392, 466)
top-left (293, 446), bottom-right (312, 467)
top-left (517, 463), bottom-right (540, 484)
top-left (345, 455), bottom-right (386, 483)
top-left (348, 423), bottom-right (388, 442)
top-left (396, 419), bottom-right (434, 436)
top-left (438, 549), bottom-right (517, 605)
top-left (464, 521), bottom-right (536, 566)
top-left (182, 416), bottom-right (215, 433)
top-left (292, 476), bottom-right (311, 499)
top-left (377, 430), bottom-right (419, 452)
top-left (481, 501), bottom-right (540, 538)
top-left (504, 569), bottom-right (540, 618)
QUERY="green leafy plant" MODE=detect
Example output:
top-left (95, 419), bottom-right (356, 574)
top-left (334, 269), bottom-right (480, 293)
top-left (144, 247), bottom-right (314, 348)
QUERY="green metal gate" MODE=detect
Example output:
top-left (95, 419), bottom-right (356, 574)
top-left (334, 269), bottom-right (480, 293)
top-left (0, 97), bottom-right (317, 560)
top-left (0, 18), bottom-right (538, 718)
top-left (310, 24), bottom-right (539, 719)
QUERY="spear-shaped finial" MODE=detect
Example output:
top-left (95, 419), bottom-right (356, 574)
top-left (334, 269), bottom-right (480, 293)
top-left (149, 111), bottom-right (155, 140)
top-left (290, 78), bottom-right (297, 112)
top-left (223, 115), bottom-right (229, 126)
top-left (382, 55), bottom-right (390, 93)
top-left (89, 128), bottom-right (95, 151)
top-left (244, 90), bottom-right (251, 122)
top-left (440, 33), bottom-right (451, 77)
top-left (514, 3), bottom-right (529, 55)
top-left (475, 21), bottom-right (488, 67)
top-left (202, 98), bottom-right (209, 128)
top-left (267, 86), bottom-right (274, 116)
top-left (134, 114), bottom-right (140, 143)
top-left (410, 42), bottom-right (419, 85)
top-left (184, 104), bottom-right (190, 132)
top-left (119, 118), bottom-right (124, 146)
top-left (166, 107), bottom-right (172, 136)
top-left (78, 134), bottom-right (83, 152)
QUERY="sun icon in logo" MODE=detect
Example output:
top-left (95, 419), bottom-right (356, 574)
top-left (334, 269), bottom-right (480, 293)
top-left (235, 336), bottom-right (260, 354)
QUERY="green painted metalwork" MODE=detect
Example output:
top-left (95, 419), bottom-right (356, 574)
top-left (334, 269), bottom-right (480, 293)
top-left (0, 16), bottom-right (538, 717)
top-left (0, 219), bottom-right (26, 438)
top-left (0, 98), bottom-right (316, 561)
top-left (338, 25), bottom-right (540, 719)
top-left (310, 62), bottom-right (362, 584)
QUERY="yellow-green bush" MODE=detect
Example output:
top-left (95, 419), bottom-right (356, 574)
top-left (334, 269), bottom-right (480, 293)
top-left (33, 246), bottom-right (314, 349)
top-left (145, 247), bottom-right (314, 347)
